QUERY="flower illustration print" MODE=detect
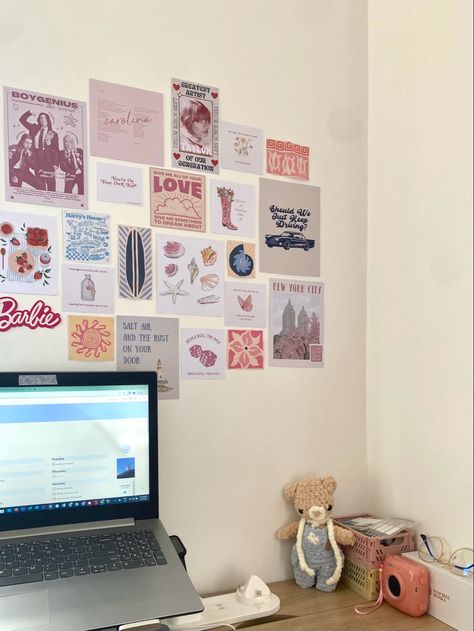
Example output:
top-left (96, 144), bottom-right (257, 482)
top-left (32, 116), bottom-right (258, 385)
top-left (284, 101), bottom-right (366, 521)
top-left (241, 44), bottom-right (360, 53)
top-left (71, 318), bottom-right (112, 359)
top-left (227, 329), bottom-right (263, 369)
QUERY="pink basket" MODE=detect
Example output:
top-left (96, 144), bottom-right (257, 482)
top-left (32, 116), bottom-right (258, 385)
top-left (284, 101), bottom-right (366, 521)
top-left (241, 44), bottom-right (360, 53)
top-left (334, 514), bottom-right (416, 570)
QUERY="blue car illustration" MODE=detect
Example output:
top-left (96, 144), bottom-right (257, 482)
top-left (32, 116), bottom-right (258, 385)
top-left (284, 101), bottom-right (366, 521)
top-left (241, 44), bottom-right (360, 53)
top-left (265, 231), bottom-right (315, 251)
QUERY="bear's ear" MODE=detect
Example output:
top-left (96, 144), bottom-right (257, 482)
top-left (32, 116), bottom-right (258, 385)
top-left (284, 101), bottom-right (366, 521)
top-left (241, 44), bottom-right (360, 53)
top-left (283, 482), bottom-right (299, 502)
top-left (322, 475), bottom-right (337, 493)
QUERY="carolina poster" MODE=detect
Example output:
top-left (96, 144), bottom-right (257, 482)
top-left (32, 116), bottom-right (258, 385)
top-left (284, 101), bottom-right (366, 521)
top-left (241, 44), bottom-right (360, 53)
top-left (4, 86), bottom-right (88, 209)
top-left (117, 316), bottom-right (179, 400)
top-left (89, 79), bottom-right (164, 165)
top-left (150, 167), bottom-right (205, 232)
top-left (269, 278), bottom-right (324, 367)
top-left (259, 178), bottom-right (320, 277)
top-left (171, 78), bottom-right (219, 174)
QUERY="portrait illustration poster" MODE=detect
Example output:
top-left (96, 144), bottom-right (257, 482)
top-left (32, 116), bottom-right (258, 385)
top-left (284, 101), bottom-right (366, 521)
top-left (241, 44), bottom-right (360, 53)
top-left (269, 278), bottom-right (324, 367)
top-left (171, 78), bottom-right (219, 174)
top-left (4, 87), bottom-right (88, 209)
top-left (117, 316), bottom-right (179, 400)
top-left (89, 79), bottom-right (164, 165)
top-left (259, 178), bottom-right (320, 277)
top-left (150, 167), bottom-right (205, 232)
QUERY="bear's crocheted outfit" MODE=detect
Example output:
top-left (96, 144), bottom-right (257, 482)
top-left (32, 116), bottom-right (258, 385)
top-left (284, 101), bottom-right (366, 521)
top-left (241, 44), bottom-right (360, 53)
top-left (291, 523), bottom-right (342, 592)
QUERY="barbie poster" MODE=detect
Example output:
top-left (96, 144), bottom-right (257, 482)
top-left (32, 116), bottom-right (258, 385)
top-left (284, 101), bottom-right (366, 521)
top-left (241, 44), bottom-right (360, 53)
top-left (4, 87), bottom-right (88, 209)
top-left (171, 78), bottom-right (219, 174)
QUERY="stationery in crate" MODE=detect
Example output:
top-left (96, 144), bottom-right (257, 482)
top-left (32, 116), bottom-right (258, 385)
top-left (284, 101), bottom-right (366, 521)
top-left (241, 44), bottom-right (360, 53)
top-left (334, 514), bottom-right (416, 600)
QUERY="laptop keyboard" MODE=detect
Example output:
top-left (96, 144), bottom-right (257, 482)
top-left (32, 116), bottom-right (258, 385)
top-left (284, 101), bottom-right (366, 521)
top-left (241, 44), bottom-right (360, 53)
top-left (0, 529), bottom-right (167, 587)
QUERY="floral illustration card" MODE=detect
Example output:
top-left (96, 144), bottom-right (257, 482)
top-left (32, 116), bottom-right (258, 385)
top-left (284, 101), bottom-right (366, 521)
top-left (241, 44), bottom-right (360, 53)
top-left (68, 315), bottom-right (114, 361)
top-left (150, 167), bottom-right (205, 232)
top-left (226, 241), bottom-right (256, 279)
top-left (0, 211), bottom-right (58, 294)
top-left (62, 263), bottom-right (114, 314)
top-left (210, 179), bottom-right (255, 237)
top-left (225, 282), bottom-right (266, 329)
top-left (118, 225), bottom-right (153, 300)
top-left (171, 78), bottom-right (220, 174)
top-left (90, 79), bottom-right (164, 165)
top-left (259, 178), bottom-right (320, 277)
top-left (221, 122), bottom-right (263, 174)
top-left (269, 278), bottom-right (324, 367)
top-left (156, 233), bottom-right (224, 317)
top-left (117, 316), bottom-right (179, 400)
top-left (63, 210), bottom-right (111, 263)
top-left (227, 329), bottom-right (264, 370)
top-left (97, 163), bottom-right (143, 206)
top-left (266, 138), bottom-right (309, 180)
top-left (181, 328), bottom-right (225, 379)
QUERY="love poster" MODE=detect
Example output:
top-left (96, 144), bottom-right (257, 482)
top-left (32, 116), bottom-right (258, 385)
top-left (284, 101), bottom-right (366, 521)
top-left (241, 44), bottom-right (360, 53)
top-left (150, 167), bottom-right (205, 232)
top-left (156, 234), bottom-right (224, 317)
top-left (269, 278), bottom-right (324, 367)
top-left (259, 178), bottom-right (320, 277)
top-left (117, 316), bottom-right (179, 400)
top-left (4, 86), bottom-right (88, 209)
top-left (181, 328), bottom-right (225, 379)
top-left (89, 79), bottom-right (164, 165)
top-left (171, 78), bottom-right (219, 174)
top-left (0, 211), bottom-right (58, 295)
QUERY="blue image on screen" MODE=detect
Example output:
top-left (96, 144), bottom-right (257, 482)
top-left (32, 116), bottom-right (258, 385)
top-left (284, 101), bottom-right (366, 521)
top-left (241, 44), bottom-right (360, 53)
top-left (116, 457), bottom-right (136, 479)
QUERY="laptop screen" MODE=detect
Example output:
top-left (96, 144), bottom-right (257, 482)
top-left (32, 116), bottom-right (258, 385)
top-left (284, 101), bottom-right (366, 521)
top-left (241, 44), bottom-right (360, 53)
top-left (0, 372), bottom-right (158, 532)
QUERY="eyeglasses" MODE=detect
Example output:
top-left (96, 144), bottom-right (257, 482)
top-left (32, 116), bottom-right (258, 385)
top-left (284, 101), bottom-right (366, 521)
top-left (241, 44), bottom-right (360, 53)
top-left (418, 533), bottom-right (473, 577)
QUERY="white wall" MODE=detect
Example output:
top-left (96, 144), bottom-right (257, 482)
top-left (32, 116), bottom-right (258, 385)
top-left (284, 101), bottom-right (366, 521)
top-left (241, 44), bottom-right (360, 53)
top-left (0, 0), bottom-right (368, 593)
top-left (367, 0), bottom-right (473, 547)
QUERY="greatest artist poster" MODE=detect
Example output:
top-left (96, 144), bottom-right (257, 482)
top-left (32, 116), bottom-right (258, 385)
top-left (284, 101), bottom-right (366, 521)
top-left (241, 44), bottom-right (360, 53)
top-left (269, 278), bottom-right (324, 367)
top-left (171, 78), bottom-right (219, 174)
top-left (90, 79), bottom-right (164, 165)
top-left (117, 316), bottom-right (179, 400)
top-left (4, 87), bottom-right (88, 209)
top-left (259, 178), bottom-right (320, 277)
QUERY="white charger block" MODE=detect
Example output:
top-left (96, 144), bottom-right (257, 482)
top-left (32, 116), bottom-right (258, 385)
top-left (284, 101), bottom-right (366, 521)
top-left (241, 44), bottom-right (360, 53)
top-left (403, 552), bottom-right (473, 631)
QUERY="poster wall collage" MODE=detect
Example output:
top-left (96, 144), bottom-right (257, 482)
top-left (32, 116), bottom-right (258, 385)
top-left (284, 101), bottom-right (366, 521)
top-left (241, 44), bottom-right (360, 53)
top-left (1, 78), bottom-right (324, 399)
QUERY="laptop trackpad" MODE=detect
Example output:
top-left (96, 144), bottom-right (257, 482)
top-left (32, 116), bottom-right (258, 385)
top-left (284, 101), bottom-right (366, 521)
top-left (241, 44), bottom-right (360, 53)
top-left (0, 591), bottom-right (49, 631)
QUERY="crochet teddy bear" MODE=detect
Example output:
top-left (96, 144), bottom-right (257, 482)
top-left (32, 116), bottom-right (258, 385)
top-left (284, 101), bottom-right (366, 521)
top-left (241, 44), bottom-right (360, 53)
top-left (276, 475), bottom-right (355, 592)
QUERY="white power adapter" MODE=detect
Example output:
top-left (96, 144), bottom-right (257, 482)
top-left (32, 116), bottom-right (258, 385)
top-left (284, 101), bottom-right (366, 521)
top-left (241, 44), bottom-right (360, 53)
top-left (166, 575), bottom-right (280, 631)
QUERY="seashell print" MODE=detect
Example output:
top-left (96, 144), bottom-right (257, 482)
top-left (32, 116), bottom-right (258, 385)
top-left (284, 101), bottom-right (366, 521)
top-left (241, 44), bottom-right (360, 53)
top-left (197, 294), bottom-right (220, 304)
top-left (201, 245), bottom-right (217, 266)
top-left (229, 243), bottom-right (253, 277)
top-left (163, 241), bottom-right (185, 258)
top-left (187, 257), bottom-right (199, 284)
top-left (165, 263), bottom-right (178, 277)
top-left (200, 273), bottom-right (219, 291)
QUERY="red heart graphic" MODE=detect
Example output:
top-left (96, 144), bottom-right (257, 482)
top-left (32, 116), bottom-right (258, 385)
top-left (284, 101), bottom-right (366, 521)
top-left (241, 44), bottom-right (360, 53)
top-left (211, 159), bottom-right (218, 167)
top-left (173, 83), bottom-right (180, 91)
top-left (173, 153), bottom-right (181, 160)
top-left (211, 92), bottom-right (218, 99)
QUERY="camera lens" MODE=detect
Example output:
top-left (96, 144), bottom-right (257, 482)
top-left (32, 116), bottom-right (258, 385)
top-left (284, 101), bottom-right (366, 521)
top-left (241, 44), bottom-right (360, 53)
top-left (388, 574), bottom-right (401, 597)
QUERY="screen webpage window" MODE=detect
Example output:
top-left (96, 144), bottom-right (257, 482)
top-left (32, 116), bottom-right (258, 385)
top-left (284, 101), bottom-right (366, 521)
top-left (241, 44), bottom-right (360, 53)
top-left (0, 385), bottom-right (150, 514)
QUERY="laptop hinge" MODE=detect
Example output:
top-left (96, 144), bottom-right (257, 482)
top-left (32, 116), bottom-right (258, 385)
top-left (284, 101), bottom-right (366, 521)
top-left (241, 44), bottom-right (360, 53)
top-left (0, 518), bottom-right (135, 540)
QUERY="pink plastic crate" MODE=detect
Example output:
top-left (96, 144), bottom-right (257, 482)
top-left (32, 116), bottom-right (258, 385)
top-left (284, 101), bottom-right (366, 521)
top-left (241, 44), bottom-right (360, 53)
top-left (334, 514), bottom-right (416, 570)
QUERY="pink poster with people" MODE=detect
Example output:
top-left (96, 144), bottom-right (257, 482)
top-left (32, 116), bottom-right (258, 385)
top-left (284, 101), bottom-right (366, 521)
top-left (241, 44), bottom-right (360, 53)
top-left (4, 87), bottom-right (88, 209)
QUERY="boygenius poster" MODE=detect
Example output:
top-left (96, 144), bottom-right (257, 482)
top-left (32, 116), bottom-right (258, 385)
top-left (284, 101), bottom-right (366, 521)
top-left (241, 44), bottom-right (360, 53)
top-left (4, 87), bottom-right (87, 209)
top-left (171, 78), bottom-right (219, 174)
top-left (269, 278), bottom-right (324, 367)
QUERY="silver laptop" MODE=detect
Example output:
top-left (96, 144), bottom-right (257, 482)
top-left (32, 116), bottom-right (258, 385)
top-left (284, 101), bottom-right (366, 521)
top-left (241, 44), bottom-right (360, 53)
top-left (0, 371), bottom-right (203, 631)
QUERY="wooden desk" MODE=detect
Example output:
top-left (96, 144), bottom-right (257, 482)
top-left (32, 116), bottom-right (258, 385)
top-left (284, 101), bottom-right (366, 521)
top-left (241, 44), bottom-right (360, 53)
top-left (224, 580), bottom-right (454, 630)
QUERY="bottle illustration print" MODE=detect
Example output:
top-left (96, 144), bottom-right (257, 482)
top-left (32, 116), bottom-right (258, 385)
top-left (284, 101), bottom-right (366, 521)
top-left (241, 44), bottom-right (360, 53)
top-left (81, 273), bottom-right (96, 301)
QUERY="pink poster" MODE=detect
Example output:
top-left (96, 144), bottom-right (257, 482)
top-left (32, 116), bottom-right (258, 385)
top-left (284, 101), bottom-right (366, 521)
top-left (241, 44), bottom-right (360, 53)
top-left (266, 139), bottom-right (309, 180)
top-left (89, 79), bottom-right (164, 165)
top-left (4, 87), bottom-right (88, 209)
top-left (150, 167), bottom-right (205, 232)
top-left (227, 329), bottom-right (264, 370)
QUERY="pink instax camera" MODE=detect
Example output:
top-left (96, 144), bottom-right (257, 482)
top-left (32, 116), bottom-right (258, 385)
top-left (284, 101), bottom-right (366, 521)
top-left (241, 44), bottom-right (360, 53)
top-left (382, 554), bottom-right (430, 616)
